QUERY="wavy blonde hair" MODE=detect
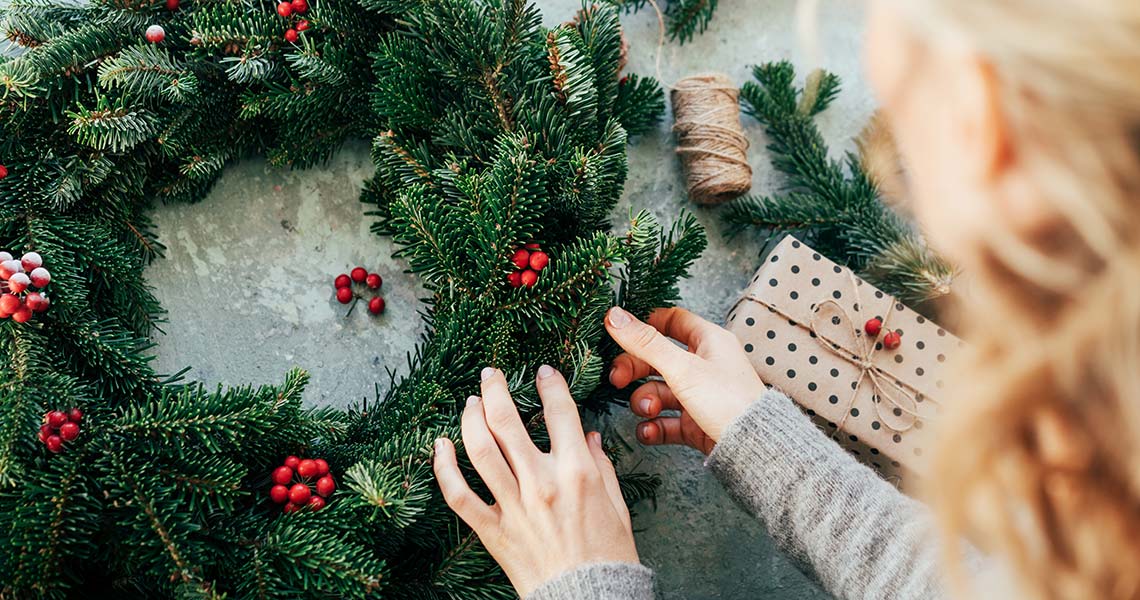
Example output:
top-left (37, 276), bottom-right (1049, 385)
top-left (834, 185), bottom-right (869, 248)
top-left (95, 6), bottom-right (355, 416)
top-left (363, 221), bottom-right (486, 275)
top-left (890, 1), bottom-right (1140, 598)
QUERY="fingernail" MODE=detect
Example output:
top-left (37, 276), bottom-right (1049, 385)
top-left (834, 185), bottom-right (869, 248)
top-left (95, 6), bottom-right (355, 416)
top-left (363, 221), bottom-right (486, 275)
top-left (608, 306), bottom-right (631, 328)
top-left (589, 431), bottom-right (601, 445)
top-left (434, 438), bottom-right (445, 452)
top-left (638, 398), bottom-right (652, 414)
top-left (480, 367), bottom-right (495, 381)
top-left (608, 366), bottom-right (619, 386)
top-left (466, 395), bottom-right (480, 406)
top-left (637, 422), bottom-right (650, 440)
top-left (537, 364), bottom-right (555, 379)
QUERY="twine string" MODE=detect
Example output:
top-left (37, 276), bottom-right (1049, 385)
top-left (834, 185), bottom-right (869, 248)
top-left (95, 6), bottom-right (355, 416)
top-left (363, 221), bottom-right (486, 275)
top-left (670, 75), bottom-right (752, 204)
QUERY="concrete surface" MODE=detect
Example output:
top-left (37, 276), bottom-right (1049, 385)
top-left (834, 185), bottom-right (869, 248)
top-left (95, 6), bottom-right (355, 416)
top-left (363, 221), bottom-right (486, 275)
top-left (145, 1), bottom-right (874, 597)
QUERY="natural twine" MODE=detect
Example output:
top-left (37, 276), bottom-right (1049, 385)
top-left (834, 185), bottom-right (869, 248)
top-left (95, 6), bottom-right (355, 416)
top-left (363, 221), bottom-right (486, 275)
top-left (670, 74), bottom-right (752, 205)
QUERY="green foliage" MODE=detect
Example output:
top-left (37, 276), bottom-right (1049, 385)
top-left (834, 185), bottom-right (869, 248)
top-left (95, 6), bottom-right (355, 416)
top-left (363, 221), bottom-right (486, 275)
top-left (724, 62), bottom-right (954, 310)
top-left (610, 0), bottom-right (718, 44)
top-left (0, 0), bottom-right (702, 597)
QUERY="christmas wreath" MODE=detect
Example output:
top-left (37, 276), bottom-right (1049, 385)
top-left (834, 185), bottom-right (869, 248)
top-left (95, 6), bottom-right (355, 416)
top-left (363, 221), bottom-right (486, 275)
top-left (0, 0), bottom-right (705, 597)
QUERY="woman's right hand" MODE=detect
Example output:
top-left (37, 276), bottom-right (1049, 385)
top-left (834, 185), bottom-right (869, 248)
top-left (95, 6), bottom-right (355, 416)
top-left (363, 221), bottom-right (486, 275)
top-left (605, 306), bottom-right (765, 454)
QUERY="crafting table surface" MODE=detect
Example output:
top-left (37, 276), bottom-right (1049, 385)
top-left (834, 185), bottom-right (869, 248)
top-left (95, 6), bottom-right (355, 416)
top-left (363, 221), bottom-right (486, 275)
top-left (145, 1), bottom-right (874, 597)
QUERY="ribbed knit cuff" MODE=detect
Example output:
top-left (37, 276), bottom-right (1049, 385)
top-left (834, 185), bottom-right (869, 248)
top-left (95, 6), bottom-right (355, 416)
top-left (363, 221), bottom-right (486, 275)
top-left (525, 562), bottom-right (656, 600)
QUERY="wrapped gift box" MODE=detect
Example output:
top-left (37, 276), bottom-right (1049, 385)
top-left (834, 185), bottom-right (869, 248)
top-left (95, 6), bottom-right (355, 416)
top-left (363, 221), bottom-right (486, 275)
top-left (725, 236), bottom-right (963, 485)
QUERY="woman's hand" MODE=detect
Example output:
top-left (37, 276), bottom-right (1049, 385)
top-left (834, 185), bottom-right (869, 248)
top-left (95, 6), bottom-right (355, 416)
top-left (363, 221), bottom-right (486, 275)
top-left (605, 306), bottom-right (765, 454)
top-left (432, 365), bottom-right (639, 598)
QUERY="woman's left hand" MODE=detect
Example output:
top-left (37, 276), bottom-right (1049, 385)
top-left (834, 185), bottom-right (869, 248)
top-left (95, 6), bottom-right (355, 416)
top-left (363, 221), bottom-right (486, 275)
top-left (433, 365), bottom-right (640, 598)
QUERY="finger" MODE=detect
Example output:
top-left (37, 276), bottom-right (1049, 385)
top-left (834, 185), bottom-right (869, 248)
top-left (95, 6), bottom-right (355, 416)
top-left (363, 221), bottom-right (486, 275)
top-left (433, 437), bottom-right (499, 533)
top-left (536, 365), bottom-right (588, 457)
top-left (647, 307), bottom-right (732, 355)
top-left (605, 307), bottom-right (693, 382)
top-left (586, 432), bottom-right (630, 528)
top-left (636, 416), bottom-right (716, 454)
top-left (608, 352), bottom-right (658, 389)
top-left (629, 380), bottom-right (682, 418)
top-left (461, 395), bottom-right (520, 504)
top-left (479, 367), bottom-right (540, 473)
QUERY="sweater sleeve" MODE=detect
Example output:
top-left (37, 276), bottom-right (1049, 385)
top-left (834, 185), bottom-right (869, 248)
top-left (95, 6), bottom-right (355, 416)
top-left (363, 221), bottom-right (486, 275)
top-left (524, 562), bottom-right (656, 600)
top-left (705, 389), bottom-right (953, 600)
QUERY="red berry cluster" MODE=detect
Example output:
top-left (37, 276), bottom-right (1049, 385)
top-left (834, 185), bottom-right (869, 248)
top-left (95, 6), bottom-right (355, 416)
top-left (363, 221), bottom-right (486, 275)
top-left (269, 455), bottom-right (335, 513)
top-left (863, 318), bottom-right (902, 350)
top-left (507, 243), bottom-right (549, 288)
top-left (334, 266), bottom-right (386, 315)
top-left (38, 408), bottom-right (82, 454)
top-left (1, 251), bottom-right (51, 323)
top-left (276, 0), bottom-right (311, 42)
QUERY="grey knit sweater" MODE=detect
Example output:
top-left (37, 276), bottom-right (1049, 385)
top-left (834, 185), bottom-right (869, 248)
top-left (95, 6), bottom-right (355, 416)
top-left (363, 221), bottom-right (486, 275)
top-left (526, 389), bottom-right (955, 600)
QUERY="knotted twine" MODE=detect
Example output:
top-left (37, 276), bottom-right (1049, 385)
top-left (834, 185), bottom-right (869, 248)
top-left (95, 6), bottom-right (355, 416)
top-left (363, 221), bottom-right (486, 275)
top-left (733, 271), bottom-right (937, 440)
top-left (670, 74), bottom-right (752, 205)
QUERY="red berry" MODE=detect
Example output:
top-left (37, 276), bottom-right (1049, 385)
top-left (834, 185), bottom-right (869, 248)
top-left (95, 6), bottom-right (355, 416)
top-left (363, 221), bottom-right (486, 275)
top-left (314, 458), bottom-right (329, 476)
top-left (30, 295), bottom-right (49, 314)
top-left (297, 458), bottom-right (318, 479)
top-left (365, 273), bottom-right (382, 289)
top-left (316, 475), bottom-right (335, 497)
top-left (0, 294), bottom-right (19, 314)
top-left (68, 408), bottom-right (82, 424)
top-left (20, 252), bottom-right (41, 272)
top-left (334, 274), bottom-right (351, 289)
top-left (288, 483), bottom-right (311, 504)
top-left (7, 272), bottom-right (29, 293)
top-left (270, 484), bottom-right (290, 504)
top-left (145, 24), bottom-right (165, 43)
top-left (291, 0), bottom-right (308, 13)
top-left (308, 496), bottom-right (326, 510)
top-left (59, 422), bottom-right (79, 441)
top-left (296, 19), bottom-right (310, 31)
top-left (520, 270), bottom-right (538, 288)
top-left (11, 306), bottom-right (31, 323)
top-left (864, 318), bottom-right (882, 337)
top-left (0, 165), bottom-right (7, 179)
top-left (507, 271), bottom-right (523, 288)
top-left (510, 248), bottom-right (530, 270)
top-left (165, 0), bottom-right (179, 10)
top-left (40, 423), bottom-right (53, 436)
top-left (0, 252), bottom-right (10, 262)
top-left (284, 455), bottom-right (300, 469)
top-left (525, 243), bottom-right (540, 250)
top-left (46, 435), bottom-right (63, 453)
top-left (47, 411), bottom-right (67, 428)
top-left (336, 287), bottom-right (354, 304)
top-left (528, 251), bottom-right (549, 272)
top-left (283, 502), bottom-right (299, 513)
top-left (883, 331), bottom-right (902, 350)
top-left (284, 28), bottom-right (298, 43)
top-left (37, 429), bottom-right (49, 444)
top-left (24, 293), bottom-right (45, 313)
top-left (276, 1), bottom-right (293, 16)
top-left (368, 296), bottom-right (385, 315)
top-left (272, 465), bottom-right (294, 485)
top-left (350, 267), bottom-right (367, 283)
top-left (29, 267), bottom-right (49, 288)
top-left (0, 260), bottom-right (22, 279)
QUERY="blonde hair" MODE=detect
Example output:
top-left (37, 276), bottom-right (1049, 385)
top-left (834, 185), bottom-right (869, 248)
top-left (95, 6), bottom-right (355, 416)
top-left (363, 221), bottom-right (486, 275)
top-left (892, 1), bottom-right (1140, 598)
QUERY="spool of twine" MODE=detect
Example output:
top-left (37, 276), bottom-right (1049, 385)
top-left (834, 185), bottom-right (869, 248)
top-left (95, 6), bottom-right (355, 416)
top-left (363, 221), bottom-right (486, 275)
top-left (670, 73), bottom-right (752, 205)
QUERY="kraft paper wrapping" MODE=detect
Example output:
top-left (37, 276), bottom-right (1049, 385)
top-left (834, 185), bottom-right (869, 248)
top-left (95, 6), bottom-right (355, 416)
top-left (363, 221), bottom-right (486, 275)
top-left (725, 236), bottom-right (963, 484)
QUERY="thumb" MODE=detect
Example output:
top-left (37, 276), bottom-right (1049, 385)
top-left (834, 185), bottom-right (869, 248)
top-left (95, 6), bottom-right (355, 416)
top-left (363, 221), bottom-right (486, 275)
top-left (605, 306), bottom-right (692, 382)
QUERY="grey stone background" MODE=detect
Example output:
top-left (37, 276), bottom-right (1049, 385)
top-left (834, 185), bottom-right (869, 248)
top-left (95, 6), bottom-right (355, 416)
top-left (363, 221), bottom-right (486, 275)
top-left (146, 1), bottom-right (874, 597)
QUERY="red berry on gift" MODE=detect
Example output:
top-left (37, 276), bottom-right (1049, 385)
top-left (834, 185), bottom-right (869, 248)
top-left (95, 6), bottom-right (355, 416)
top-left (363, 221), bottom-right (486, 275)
top-left (350, 267), bottom-right (367, 283)
top-left (511, 248), bottom-right (531, 270)
top-left (145, 24), bottom-right (165, 43)
top-left (284, 28), bottom-right (298, 42)
top-left (47, 410), bottom-right (67, 428)
top-left (507, 271), bottom-right (523, 288)
top-left (11, 306), bottom-right (31, 323)
top-left (528, 251), bottom-right (549, 272)
top-left (520, 270), bottom-right (538, 288)
top-left (270, 484), bottom-right (290, 504)
top-left (276, 1), bottom-right (293, 16)
top-left (283, 502), bottom-right (299, 513)
top-left (296, 19), bottom-right (310, 31)
top-left (308, 496), bottom-right (326, 510)
top-left (29, 268), bottom-right (50, 289)
top-left (0, 294), bottom-right (19, 315)
top-left (272, 465), bottom-right (294, 485)
top-left (45, 435), bottom-right (63, 453)
top-left (289, 483), bottom-right (311, 504)
top-left (68, 408), bottom-right (82, 424)
top-left (59, 421), bottom-right (80, 441)
top-left (368, 296), bottom-right (385, 315)
top-left (336, 287), bottom-right (354, 304)
top-left (20, 252), bottom-right (41, 272)
top-left (284, 455), bottom-right (300, 469)
top-left (7, 272), bottom-right (29, 293)
top-left (864, 318), bottom-right (882, 337)
top-left (334, 274), bottom-right (351, 289)
top-left (365, 273), bottom-right (382, 289)
top-left (291, 0), bottom-right (308, 13)
top-left (883, 331), bottom-right (902, 350)
top-left (0, 165), bottom-right (7, 180)
top-left (297, 458), bottom-right (318, 479)
top-left (314, 458), bottom-right (329, 476)
top-left (316, 474), bottom-right (335, 497)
